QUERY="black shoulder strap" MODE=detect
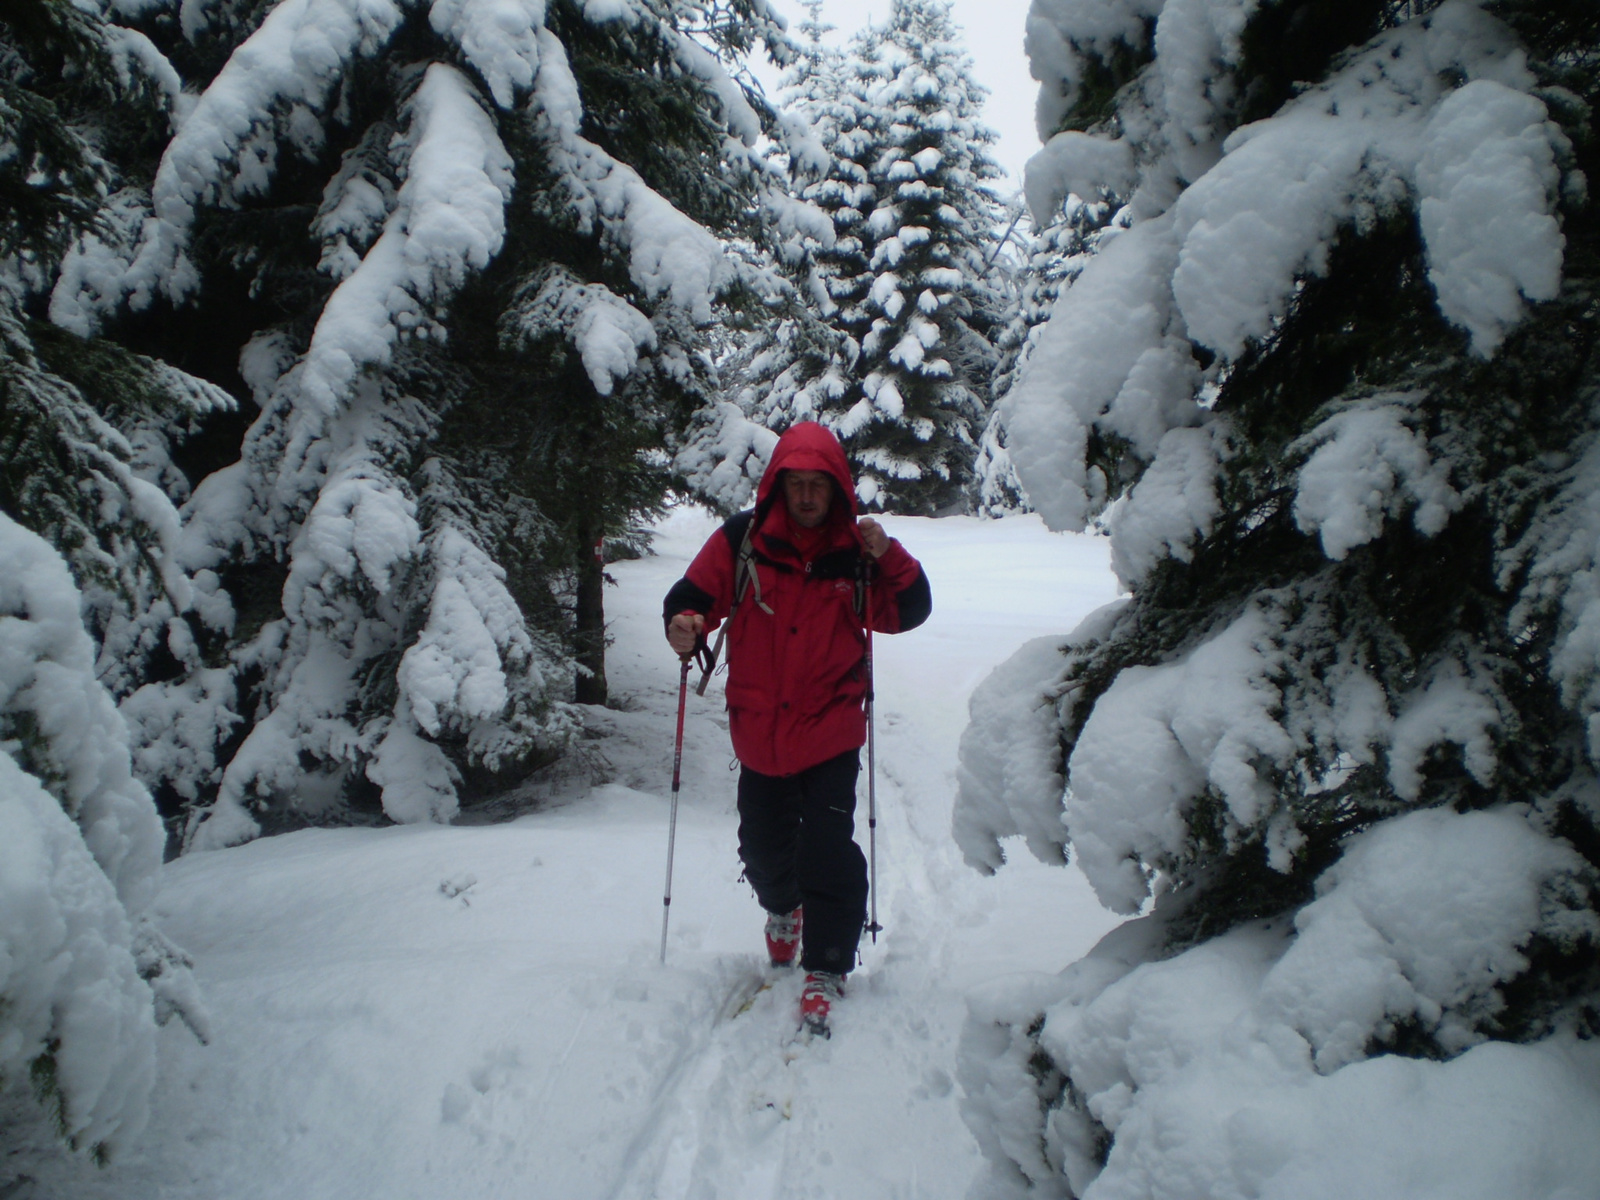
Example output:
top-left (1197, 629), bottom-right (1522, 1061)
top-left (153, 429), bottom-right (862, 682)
top-left (854, 552), bottom-right (877, 622)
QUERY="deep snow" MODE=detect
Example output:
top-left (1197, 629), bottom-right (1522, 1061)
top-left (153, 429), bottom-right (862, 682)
top-left (19, 508), bottom-right (1122, 1199)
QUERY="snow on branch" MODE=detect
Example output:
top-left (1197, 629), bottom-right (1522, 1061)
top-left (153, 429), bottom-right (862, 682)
top-left (289, 439), bottom-right (422, 597)
top-left (53, 0), bottom-right (408, 320)
top-left (574, 0), bottom-right (642, 23)
top-left (0, 516), bottom-right (165, 910)
top-left (62, 0), bottom-right (554, 328)
top-left (1026, 2), bottom-right (1565, 372)
top-left (1514, 433), bottom-right (1600, 767)
top-left (428, 0), bottom-right (547, 109)
top-left (48, 191), bottom-right (186, 338)
top-left (1150, 0), bottom-right (1257, 182)
top-left (1024, 0), bottom-right (1162, 139)
top-left (953, 615), bottom-right (1120, 874)
top-left (671, 29), bottom-right (763, 148)
top-left (1001, 213), bottom-right (1191, 532)
top-left (1066, 605), bottom-right (1297, 913)
top-left (367, 521), bottom-right (537, 826)
top-left (1261, 807), bottom-right (1598, 1069)
top-left (396, 526), bottom-right (533, 742)
top-left (153, 0), bottom-right (406, 234)
top-left (1173, 7), bottom-right (1559, 361)
top-left (374, 517), bottom-right (566, 825)
top-left (1007, 0), bottom-right (1568, 537)
top-left (674, 400), bottom-right (779, 513)
top-left (101, 0), bottom-right (179, 18)
top-left (961, 604), bottom-right (1522, 921)
top-left (365, 699), bottom-right (461, 824)
top-left (0, 754), bottom-right (157, 1160)
top-left (1023, 131), bottom-right (1135, 225)
top-left (1291, 398), bottom-right (1462, 563)
top-left (1107, 422), bottom-right (1226, 587)
top-left (296, 63), bottom-right (513, 416)
top-left (531, 27), bottom-right (731, 322)
top-left (1417, 78), bottom-right (1566, 357)
top-left (103, 24), bottom-right (191, 128)
top-left (313, 124), bottom-right (400, 282)
top-left (501, 264), bottom-right (657, 396)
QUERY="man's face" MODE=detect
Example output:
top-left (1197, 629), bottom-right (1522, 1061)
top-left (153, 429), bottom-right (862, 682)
top-left (783, 469), bottom-right (833, 529)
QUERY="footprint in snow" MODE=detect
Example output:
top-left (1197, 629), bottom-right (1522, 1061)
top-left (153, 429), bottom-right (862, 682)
top-left (439, 872), bottom-right (478, 904)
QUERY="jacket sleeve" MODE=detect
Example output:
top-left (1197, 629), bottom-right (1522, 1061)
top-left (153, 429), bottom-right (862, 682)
top-left (662, 524), bottom-right (737, 633)
top-left (866, 538), bottom-right (931, 634)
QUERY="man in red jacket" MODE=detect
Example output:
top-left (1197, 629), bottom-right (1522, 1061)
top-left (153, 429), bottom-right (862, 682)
top-left (663, 422), bottom-right (931, 1035)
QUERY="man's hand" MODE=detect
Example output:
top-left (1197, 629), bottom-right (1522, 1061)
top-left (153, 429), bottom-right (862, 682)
top-left (858, 517), bottom-right (890, 559)
top-left (667, 611), bottom-right (705, 657)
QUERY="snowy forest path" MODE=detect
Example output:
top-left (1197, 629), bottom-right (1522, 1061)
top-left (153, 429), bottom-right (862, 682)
top-left (31, 508), bottom-right (1118, 1200)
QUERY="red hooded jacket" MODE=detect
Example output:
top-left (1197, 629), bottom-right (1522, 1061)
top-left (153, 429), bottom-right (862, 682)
top-left (663, 423), bottom-right (931, 777)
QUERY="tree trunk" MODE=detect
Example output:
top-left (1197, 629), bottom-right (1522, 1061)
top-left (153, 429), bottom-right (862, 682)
top-left (574, 527), bottom-right (607, 705)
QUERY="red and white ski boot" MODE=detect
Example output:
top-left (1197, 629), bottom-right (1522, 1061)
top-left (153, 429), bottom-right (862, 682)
top-left (800, 970), bottom-right (844, 1039)
top-left (764, 906), bottom-right (802, 969)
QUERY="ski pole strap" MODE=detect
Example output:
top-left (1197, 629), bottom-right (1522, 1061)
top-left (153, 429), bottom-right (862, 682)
top-left (694, 628), bottom-right (722, 696)
top-left (691, 637), bottom-right (717, 695)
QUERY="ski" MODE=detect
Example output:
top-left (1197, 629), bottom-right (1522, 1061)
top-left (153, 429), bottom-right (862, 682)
top-left (781, 1002), bottom-right (833, 1062)
top-left (730, 978), bottom-right (775, 1019)
top-left (718, 967), bottom-right (778, 1023)
top-left (781, 1022), bottom-right (823, 1064)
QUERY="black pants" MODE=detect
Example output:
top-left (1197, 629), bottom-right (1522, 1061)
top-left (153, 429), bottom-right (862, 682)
top-left (736, 748), bottom-right (868, 974)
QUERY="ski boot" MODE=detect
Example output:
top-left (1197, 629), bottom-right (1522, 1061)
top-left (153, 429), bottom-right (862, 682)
top-left (800, 970), bottom-right (844, 1039)
top-left (765, 906), bottom-right (802, 969)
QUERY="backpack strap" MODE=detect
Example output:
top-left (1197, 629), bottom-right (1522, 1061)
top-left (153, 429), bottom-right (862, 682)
top-left (695, 515), bottom-right (770, 696)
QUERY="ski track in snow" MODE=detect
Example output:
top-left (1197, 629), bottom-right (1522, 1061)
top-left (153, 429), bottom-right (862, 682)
top-left (25, 509), bottom-right (1121, 1200)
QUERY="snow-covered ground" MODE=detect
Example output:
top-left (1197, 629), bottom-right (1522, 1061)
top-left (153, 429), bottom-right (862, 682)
top-left (25, 508), bottom-right (1122, 1200)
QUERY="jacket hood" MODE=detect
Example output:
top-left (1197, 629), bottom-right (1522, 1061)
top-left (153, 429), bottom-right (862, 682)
top-left (754, 422), bottom-right (859, 524)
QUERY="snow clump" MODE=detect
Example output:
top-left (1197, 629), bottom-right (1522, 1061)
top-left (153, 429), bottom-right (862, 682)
top-left (0, 514), bottom-right (203, 1160)
top-left (1006, 0), bottom-right (1568, 555)
top-left (954, 603), bottom-right (1128, 874)
top-left (958, 602), bottom-right (1523, 917)
top-left (674, 402), bottom-right (781, 515)
top-left (960, 807), bottom-right (1600, 1200)
top-left (1291, 398), bottom-right (1462, 562)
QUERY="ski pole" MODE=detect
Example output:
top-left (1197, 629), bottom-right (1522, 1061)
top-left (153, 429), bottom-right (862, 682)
top-left (660, 655), bottom-right (692, 965)
top-left (864, 588), bottom-right (883, 944)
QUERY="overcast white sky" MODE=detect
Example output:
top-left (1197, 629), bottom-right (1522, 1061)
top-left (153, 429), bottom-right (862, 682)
top-left (747, 0), bottom-right (1041, 196)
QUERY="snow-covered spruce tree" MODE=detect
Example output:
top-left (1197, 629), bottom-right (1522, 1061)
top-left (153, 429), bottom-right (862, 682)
top-left (818, 0), bottom-right (1007, 513)
top-left (954, 2), bottom-right (1600, 1195)
top-left (41, 0), bottom-right (807, 846)
top-left (704, 0), bottom-right (1006, 515)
